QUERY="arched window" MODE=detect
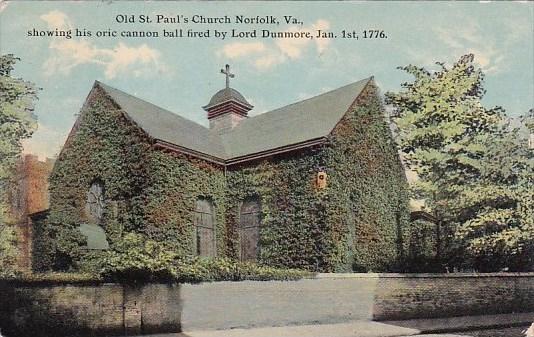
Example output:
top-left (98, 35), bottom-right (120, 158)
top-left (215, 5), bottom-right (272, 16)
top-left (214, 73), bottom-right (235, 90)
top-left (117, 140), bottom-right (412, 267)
top-left (194, 198), bottom-right (216, 257)
top-left (239, 197), bottom-right (261, 261)
top-left (85, 180), bottom-right (104, 223)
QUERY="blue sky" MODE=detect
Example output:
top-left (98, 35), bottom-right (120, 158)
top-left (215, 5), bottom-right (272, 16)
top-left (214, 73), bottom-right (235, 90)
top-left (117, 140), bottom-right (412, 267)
top-left (1, 1), bottom-right (533, 159)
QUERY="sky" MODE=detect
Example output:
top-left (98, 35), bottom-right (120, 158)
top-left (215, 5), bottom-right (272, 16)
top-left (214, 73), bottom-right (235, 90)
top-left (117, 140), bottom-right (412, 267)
top-left (1, 1), bottom-right (533, 159)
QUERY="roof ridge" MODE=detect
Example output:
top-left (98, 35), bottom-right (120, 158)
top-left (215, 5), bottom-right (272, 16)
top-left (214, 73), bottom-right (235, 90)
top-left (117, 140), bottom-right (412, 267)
top-left (95, 80), bottom-right (210, 131)
top-left (242, 77), bottom-right (372, 122)
top-left (223, 76), bottom-right (373, 135)
top-left (290, 76), bottom-right (372, 106)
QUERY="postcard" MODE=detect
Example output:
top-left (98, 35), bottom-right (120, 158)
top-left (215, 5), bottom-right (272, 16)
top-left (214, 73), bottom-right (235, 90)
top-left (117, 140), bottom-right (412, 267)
top-left (0, 1), bottom-right (533, 337)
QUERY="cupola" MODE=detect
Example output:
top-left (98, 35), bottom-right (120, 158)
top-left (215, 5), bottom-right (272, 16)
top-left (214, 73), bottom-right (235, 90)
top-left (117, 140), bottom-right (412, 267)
top-left (203, 64), bottom-right (253, 133)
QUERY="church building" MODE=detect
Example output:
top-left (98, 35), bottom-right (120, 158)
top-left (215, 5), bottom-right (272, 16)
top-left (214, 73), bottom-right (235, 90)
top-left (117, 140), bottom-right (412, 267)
top-left (42, 66), bottom-right (410, 272)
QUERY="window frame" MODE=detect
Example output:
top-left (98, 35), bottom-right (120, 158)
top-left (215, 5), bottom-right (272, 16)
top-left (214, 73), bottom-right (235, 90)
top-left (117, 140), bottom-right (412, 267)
top-left (238, 197), bottom-right (261, 261)
top-left (193, 197), bottom-right (217, 257)
top-left (85, 179), bottom-right (105, 224)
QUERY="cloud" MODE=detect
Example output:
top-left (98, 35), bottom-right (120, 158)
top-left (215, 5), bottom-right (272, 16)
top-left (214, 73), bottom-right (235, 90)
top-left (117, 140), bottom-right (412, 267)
top-left (275, 33), bottom-right (308, 59)
top-left (44, 39), bottom-right (164, 79)
top-left (40, 10), bottom-right (72, 29)
top-left (217, 19), bottom-right (333, 71)
top-left (275, 19), bottom-right (331, 59)
top-left (400, 15), bottom-right (524, 76)
top-left (218, 41), bottom-right (285, 70)
top-left (433, 21), bottom-right (507, 74)
top-left (40, 11), bottom-right (166, 79)
top-left (311, 19), bottom-right (331, 54)
top-left (254, 52), bottom-right (286, 70)
top-left (22, 123), bottom-right (68, 160)
top-left (104, 43), bottom-right (162, 79)
top-left (219, 42), bottom-right (266, 58)
top-left (0, 0), bottom-right (9, 13)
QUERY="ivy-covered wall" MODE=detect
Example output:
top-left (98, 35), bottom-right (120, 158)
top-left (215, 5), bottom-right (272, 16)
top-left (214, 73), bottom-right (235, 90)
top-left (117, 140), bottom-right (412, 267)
top-left (39, 81), bottom-right (410, 273)
top-left (142, 151), bottom-right (227, 256)
top-left (226, 82), bottom-right (410, 272)
top-left (49, 87), bottom-right (153, 228)
top-left (327, 82), bottom-right (410, 271)
top-left (37, 86), bottom-right (154, 270)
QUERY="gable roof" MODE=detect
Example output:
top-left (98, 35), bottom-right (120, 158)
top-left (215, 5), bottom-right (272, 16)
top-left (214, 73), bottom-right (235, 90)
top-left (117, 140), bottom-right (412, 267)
top-left (220, 79), bottom-right (370, 160)
top-left (95, 77), bottom-right (372, 164)
top-left (97, 82), bottom-right (227, 159)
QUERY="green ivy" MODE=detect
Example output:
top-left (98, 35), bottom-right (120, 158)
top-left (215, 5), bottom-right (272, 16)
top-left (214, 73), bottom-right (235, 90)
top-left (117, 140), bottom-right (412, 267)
top-left (0, 271), bottom-right (101, 285)
top-left (142, 150), bottom-right (227, 256)
top-left (38, 82), bottom-right (410, 273)
top-left (88, 232), bottom-right (312, 283)
top-left (227, 83), bottom-right (410, 272)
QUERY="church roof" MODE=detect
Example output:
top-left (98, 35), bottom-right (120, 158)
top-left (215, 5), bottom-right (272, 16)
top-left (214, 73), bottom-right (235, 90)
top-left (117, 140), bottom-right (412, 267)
top-left (220, 79), bottom-right (370, 160)
top-left (95, 77), bottom-right (372, 164)
top-left (97, 82), bottom-right (227, 158)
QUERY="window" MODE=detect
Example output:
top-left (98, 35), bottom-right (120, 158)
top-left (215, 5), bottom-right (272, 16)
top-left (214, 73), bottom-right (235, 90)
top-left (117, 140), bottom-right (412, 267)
top-left (86, 180), bottom-right (104, 224)
top-left (239, 197), bottom-right (261, 261)
top-left (194, 198), bottom-right (216, 257)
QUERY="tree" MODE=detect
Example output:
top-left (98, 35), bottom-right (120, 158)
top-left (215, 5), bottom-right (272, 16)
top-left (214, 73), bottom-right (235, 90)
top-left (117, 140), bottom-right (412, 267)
top-left (386, 54), bottom-right (532, 271)
top-left (452, 111), bottom-right (533, 270)
top-left (0, 54), bottom-right (38, 275)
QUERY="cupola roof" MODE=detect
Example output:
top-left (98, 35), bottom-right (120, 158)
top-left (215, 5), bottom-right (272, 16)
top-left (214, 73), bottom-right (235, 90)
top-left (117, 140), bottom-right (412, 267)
top-left (203, 64), bottom-right (253, 119)
top-left (203, 87), bottom-right (252, 111)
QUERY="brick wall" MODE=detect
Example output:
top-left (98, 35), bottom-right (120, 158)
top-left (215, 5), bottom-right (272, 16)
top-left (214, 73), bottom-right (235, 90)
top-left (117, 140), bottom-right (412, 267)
top-left (6, 154), bottom-right (55, 271)
top-left (8, 154), bottom-right (54, 219)
top-left (0, 273), bottom-right (533, 336)
top-left (0, 283), bottom-right (182, 337)
top-left (368, 273), bottom-right (534, 320)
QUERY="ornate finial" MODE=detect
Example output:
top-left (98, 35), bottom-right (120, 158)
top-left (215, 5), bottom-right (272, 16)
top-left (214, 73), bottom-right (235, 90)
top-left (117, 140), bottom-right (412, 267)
top-left (220, 64), bottom-right (235, 89)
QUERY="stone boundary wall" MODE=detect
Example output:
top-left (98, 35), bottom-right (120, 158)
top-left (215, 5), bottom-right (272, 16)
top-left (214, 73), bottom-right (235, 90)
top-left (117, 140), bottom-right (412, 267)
top-left (1, 273), bottom-right (533, 336)
top-left (316, 273), bottom-right (534, 320)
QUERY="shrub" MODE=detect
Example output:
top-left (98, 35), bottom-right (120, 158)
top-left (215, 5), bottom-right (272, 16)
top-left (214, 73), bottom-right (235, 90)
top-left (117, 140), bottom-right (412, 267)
top-left (401, 219), bottom-right (443, 272)
top-left (0, 224), bottom-right (19, 278)
top-left (0, 271), bottom-right (101, 285)
top-left (93, 232), bottom-right (178, 282)
top-left (92, 233), bottom-right (313, 283)
top-left (170, 256), bottom-right (313, 283)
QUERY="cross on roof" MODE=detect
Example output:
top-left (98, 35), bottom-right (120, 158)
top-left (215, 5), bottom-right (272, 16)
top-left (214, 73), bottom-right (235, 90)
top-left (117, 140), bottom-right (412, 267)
top-left (220, 64), bottom-right (235, 89)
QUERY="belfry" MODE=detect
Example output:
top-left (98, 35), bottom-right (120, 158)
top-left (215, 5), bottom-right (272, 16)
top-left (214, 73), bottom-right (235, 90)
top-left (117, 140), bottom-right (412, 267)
top-left (203, 64), bottom-right (253, 133)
